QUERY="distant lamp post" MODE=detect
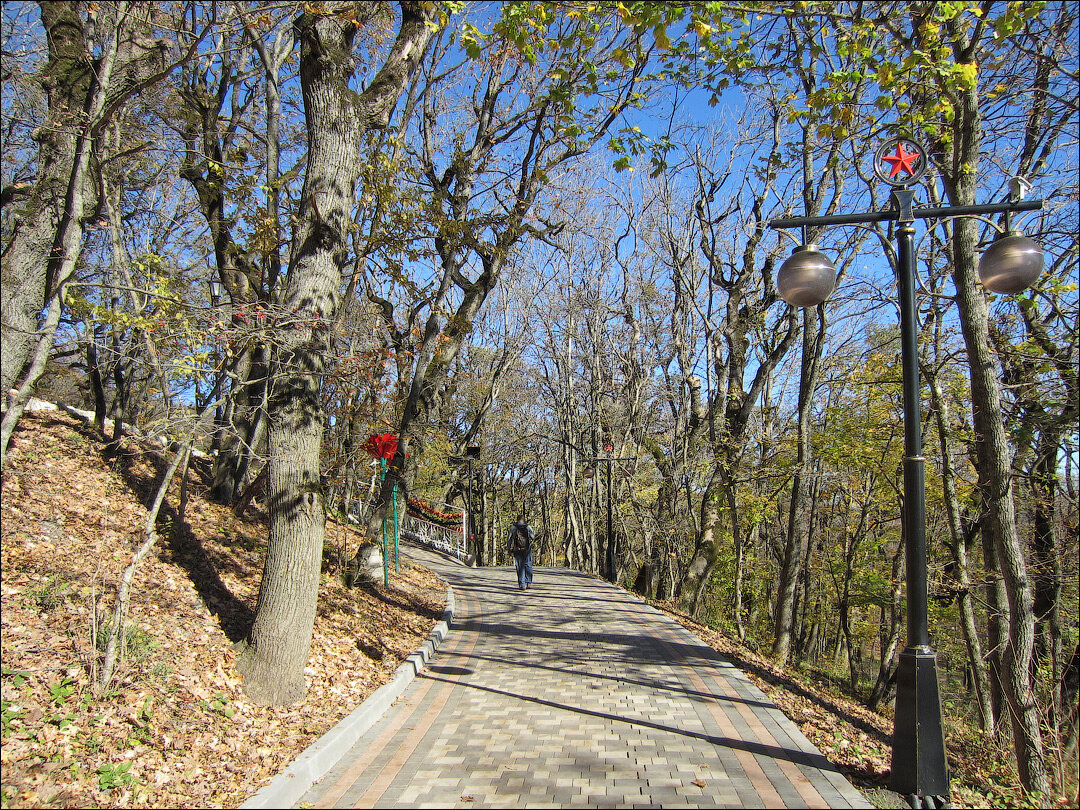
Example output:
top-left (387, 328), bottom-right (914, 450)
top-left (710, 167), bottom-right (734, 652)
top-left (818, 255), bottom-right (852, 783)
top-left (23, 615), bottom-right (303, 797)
top-left (209, 277), bottom-right (225, 303)
top-left (770, 137), bottom-right (1043, 807)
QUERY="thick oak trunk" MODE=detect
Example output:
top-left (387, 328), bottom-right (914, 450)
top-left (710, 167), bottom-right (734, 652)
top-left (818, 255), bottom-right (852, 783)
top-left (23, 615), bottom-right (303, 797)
top-left (236, 2), bottom-right (435, 705)
top-left (1, 2), bottom-right (90, 395)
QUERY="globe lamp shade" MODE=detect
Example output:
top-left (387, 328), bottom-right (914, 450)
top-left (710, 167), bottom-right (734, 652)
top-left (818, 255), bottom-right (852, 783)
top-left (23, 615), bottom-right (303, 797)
top-left (978, 231), bottom-right (1044, 294)
top-left (777, 244), bottom-right (837, 307)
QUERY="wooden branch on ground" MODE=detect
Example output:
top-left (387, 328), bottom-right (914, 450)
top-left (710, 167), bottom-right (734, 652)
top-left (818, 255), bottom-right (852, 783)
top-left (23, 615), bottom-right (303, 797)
top-left (95, 443), bottom-right (190, 693)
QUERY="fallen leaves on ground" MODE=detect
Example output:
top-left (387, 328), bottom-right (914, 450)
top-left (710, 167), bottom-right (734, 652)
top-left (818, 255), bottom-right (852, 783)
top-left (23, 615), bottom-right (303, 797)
top-left (1, 410), bottom-right (445, 808)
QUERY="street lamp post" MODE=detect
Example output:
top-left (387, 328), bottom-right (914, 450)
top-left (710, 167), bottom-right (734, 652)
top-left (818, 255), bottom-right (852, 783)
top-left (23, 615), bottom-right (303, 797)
top-left (768, 138), bottom-right (1044, 808)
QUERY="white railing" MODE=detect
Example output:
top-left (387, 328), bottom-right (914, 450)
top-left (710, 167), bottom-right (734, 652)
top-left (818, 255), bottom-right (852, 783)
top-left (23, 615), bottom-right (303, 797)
top-left (401, 509), bottom-right (469, 562)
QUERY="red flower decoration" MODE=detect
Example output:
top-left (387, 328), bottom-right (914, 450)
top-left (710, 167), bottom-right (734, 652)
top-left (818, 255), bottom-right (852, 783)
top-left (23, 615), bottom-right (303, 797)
top-left (363, 433), bottom-right (399, 461)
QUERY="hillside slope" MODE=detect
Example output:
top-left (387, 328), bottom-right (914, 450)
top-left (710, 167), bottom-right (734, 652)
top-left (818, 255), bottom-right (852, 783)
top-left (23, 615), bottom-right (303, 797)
top-left (0, 408), bottom-right (445, 808)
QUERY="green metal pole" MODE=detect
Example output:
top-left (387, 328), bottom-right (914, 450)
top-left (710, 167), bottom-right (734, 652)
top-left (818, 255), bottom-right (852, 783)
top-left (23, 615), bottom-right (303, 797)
top-left (393, 481), bottom-right (399, 573)
top-left (380, 458), bottom-right (388, 588)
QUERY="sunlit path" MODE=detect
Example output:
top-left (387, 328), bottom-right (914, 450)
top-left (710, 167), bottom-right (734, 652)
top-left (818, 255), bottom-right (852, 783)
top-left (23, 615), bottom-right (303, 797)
top-left (295, 543), bottom-right (870, 809)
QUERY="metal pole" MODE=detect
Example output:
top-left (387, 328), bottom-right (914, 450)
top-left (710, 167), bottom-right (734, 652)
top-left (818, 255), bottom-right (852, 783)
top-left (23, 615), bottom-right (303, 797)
top-left (889, 188), bottom-right (948, 800)
top-left (393, 480), bottom-right (399, 574)
top-left (468, 458), bottom-right (478, 566)
top-left (380, 458), bottom-right (389, 588)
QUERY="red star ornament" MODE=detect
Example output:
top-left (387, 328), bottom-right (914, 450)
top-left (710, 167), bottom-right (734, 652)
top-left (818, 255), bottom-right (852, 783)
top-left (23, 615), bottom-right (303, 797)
top-left (882, 141), bottom-right (920, 179)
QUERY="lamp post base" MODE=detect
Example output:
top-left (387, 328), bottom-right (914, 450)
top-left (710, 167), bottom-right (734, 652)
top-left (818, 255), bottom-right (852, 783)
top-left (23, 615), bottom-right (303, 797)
top-left (890, 646), bottom-right (950, 801)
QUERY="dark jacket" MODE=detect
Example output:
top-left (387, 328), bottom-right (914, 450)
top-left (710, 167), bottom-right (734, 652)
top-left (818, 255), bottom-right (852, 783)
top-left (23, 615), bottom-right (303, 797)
top-left (507, 521), bottom-right (536, 554)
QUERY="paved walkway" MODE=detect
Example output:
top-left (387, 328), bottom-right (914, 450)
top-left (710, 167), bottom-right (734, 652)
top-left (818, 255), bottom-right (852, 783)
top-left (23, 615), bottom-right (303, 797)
top-left (298, 547), bottom-right (871, 809)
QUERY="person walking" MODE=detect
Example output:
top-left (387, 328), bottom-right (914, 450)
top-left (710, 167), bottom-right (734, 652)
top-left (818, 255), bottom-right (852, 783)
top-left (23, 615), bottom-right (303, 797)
top-left (507, 513), bottom-right (535, 590)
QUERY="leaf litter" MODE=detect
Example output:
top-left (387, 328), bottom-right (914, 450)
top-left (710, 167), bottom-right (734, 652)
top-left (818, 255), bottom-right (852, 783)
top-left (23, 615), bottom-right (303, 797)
top-left (1, 410), bottom-right (445, 808)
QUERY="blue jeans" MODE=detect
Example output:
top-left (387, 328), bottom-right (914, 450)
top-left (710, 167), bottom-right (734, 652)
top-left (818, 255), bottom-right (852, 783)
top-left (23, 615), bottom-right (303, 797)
top-left (513, 548), bottom-right (533, 587)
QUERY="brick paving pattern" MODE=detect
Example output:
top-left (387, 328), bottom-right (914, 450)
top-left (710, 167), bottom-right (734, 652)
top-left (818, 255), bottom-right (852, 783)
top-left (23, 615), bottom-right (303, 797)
top-left (298, 547), bottom-right (872, 808)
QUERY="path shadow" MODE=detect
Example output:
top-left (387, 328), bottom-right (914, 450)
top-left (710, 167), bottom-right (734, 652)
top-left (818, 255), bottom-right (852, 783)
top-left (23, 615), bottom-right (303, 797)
top-left (447, 649), bottom-right (777, 710)
top-left (401, 522), bottom-right (890, 749)
top-left (440, 567), bottom-right (892, 747)
top-left (670, 630), bottom-right (893, 746)
top-left (419, 672), bottom-right (840, 772)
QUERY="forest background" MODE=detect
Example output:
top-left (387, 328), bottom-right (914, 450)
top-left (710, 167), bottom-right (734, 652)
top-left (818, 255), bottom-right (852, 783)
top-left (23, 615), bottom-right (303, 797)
top-left (1, 0), bottom-right (1077, 804)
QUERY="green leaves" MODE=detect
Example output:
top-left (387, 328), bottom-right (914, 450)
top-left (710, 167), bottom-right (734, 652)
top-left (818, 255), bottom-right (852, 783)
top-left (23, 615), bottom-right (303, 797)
top-left (460, 22), bottom-right (484, 59)
top-left (48, 676), bottom-right (76, 707)
top-left (97, 760), bottom-right (135, 792)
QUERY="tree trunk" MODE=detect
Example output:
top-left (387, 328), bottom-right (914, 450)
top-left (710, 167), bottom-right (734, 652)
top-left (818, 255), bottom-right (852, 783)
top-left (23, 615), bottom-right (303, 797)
top-left (951, 213), bottom-right (1049, 793)
top-left (237, 3), bottom-right (436, 705)
top-left (1, 4), bottom-right (132, 468)
top-left (928, 369), bottom-right (996, 733)
top-left (868, 542), bottom-right (904, 711)
top-left (685, 481), bottom-right (722, 617)
top-left (1030, 425), bottom-right (1064, 678)
top-left (1, 2), bottom-right (93, 397)
top-left (773, 306), bottom-right (823, 663)
top-left (932, 15), bottom-right (1050, 789)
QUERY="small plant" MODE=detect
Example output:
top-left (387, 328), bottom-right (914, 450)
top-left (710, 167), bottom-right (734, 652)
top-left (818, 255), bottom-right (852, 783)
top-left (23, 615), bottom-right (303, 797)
top-left (48, 676), bottom-right (76, 707)
top-left (97, 761), bottom-right (135, 792)
top-left (137, 696), bottom-right (153, 723)
top-left (124, 626), bottom-right (158, 664)
top-left (96, 624), bottom-right (158, 664)
top-left (84, 730), bottom-right (104, 754)
top-left (128, 724), bottom-right (153, 746)
top-left (1, 669), bottom-right (29, 689)
top-left (199, 692), bottom-right (236, 718)
top-left (32, 579), bottom-right (66, 612)
top-left (46, 710), bottom-right (75, 731)
top-left (19, 447), bottom-right (42, 464)
top-left (1, 700), bottom-right (22, 737)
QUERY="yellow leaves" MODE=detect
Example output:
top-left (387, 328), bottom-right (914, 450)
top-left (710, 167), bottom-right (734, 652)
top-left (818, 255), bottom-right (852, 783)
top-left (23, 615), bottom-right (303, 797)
top-left (653, 24), bottom-right (671, 51)
top-left (610, 46), bottom-right (636, 69)
top-left (691, 18), bottom-right (713, 39)
top-left (952, 61), bottom-right (978, 90)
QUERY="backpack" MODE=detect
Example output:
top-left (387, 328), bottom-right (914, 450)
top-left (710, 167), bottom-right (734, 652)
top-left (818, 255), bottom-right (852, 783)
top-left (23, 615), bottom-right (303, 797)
top-left (512, 523), bottom-right (531, 552)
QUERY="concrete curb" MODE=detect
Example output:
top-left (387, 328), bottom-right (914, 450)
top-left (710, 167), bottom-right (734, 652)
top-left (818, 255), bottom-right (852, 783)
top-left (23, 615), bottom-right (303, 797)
top-left (239, 586), bottom-right (456, 809)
